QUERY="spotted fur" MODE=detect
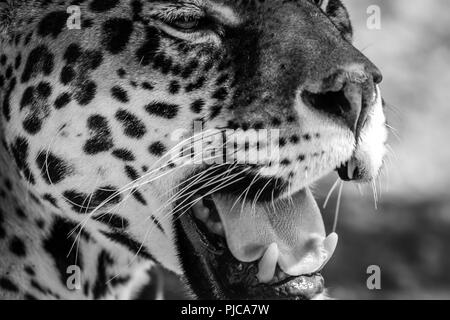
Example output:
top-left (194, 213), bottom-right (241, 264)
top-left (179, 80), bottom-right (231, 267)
top-left (0, 0), bottom-right (387, 299)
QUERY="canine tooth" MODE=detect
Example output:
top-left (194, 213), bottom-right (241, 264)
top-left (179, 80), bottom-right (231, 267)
top-left (192, 201), bottom-right (210, 221)
top-left (257, 243), bottom-right (279, 284)
top-left (347, 160), bottom-right (356, 180)
top-left (206, 220), bottom-right (215, 230)
top-left (319, 233), bottom-right (338, 270)
top-left (212, 222), bottom-right (224, 236)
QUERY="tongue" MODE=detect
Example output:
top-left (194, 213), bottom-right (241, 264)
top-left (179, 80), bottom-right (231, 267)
top-left (212, 189), bottom-right (338, 280)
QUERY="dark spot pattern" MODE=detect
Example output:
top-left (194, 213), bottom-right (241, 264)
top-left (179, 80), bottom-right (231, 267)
top-left (63, 186), bottom-right (121, 213)
top-left (181, 60), bottom-right (199, 79)
top-left (5, 65), bottom-right (13, 79)
top-left (125, 165), bottom-right (139, 181)
top-left (54, 92), bottom-right (71, 109)
top-left (185, 76), bottom-right (206, 92)
top-left (145, 102), bottom-right (179, 119)
top-left (0, 277), bottom-right (19, 293)
top-left (9, 236), bottom-right (26, 257)
top-left (135, 26), bottom-right (160, 66)
top-left (93, 213), bottom-right (129, 230)
top-left (13, 55), bottom-right (20, 70)
top-left (115, 110), bottom-right (146, 139)
top-left (60, 66), bottom-right (76, 85)
top-left (2, 77), bottom-right (16, 121)
top-left (75, 80), bottom-right (97, 105)
top-left (85, 51), bottom-right (103, 70)
top-left (83, 115), bottom-right (113, 154)
top-left (152, 54), bottom-right (173, 75)
top-left (64, 43), bottom-right (82, 64)
top-left (111, 86), bottom-right (129, 103)
top-left (0, 55), bottom-right (6, 66)
top-left (112, 149), bottom-right (135, 162)
top-left (92, 250), bottom-right (114, 299)
top-left (10, 137), bottom-right (35, 184)
top-left (168, 81), bottom-right (180, 94)
top-left (117, 68), bottom-right (126, 78)
top-left (132, 189), bottom-right (147, 206)
top-left (102, 18), bottom-right (133, 54)
top-left (141, 82), bottom-right (154, 90)
top-left (15, 207), bottom-right (26, 219)
top-left (24, 266), bottom-right (35, 276)
top-left (212, 87), bottom-right (229, 101)
top-left (37, 11), bottom-right (69, 39)
top-left (20, 82), bottom-right (52, 135)
top-left (190, 99), bottom-right (204, 114)
top-left (21, 46), bottom-right (54, 83)
top-left (36, 151), bottom-right (73, 184)
top-left (43, 217), bottom-right (83, 286)
top-left (102, 230), bottom-right (159, 261)
top-left (290, 135), bottom-right (299, 144)
top-left (209, 105), bottom-right (222, 120)
top-left (148, 141), bottom-right (166, 157)
top-left (24, 32), bottom-right (33, 45)
top-left (82, 19), bottom-right (94, 29)
top-left (43, 193), bottom-right (59, 208)
top-left (90, 0), bottom-right (119, 12)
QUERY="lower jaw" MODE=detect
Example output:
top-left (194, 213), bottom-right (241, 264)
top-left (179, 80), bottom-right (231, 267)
top-left (175, 206), bottom-right (325, 300)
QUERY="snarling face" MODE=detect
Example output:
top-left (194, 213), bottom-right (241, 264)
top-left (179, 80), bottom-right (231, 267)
top-left (1, 0), bottom-right (387, 299)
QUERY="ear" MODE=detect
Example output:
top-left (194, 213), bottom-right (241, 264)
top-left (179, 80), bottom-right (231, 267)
top-left (0, 0), bottom-right (15, 35)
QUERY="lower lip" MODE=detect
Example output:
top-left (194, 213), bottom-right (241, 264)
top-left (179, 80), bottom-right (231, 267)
top-left (272, 273), bottom-right (325, 299)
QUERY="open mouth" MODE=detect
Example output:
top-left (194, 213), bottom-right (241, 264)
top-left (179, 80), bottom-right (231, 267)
top-left (175, 170), bottom-right (338, 300)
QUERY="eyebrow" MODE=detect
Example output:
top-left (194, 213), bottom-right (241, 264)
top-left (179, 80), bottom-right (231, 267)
top-left (204, 1), bottom-right (241, 26)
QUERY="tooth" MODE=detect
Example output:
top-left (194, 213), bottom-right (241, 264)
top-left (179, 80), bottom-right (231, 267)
top-left (319, 233), bottom-right (338, 270)
top-left (193, 201), bottom-right (210, 221)
top-left (212, 222), bottom-right (224, 236)
top-left (347, 160), bottom-right (356, 180)
top-left (257, 243), bottom-right (279, 284)
top-left (206, 220), bottom-right (216, 232)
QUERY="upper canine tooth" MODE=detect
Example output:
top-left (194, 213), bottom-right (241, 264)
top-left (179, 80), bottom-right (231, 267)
top-left (257, 243), bottom-right (279, 284)
top-left (347, 160), bottom-right (356, 180)
top-left (193, 202), bottom-right (210, 221)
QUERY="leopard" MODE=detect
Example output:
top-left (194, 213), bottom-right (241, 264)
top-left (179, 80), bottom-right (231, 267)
top-left (0, 0), bottom-right (387, 300)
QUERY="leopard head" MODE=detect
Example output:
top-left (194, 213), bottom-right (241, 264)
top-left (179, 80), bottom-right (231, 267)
top-left (0, 0), bottom-right (386, 299)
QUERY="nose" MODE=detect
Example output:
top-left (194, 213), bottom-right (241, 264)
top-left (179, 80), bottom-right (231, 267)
top-left (301, 64), bottom-right (382, 136)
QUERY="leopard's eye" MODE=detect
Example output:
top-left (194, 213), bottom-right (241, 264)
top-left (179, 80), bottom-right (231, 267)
top-left (169, 19), bottom-right (200, 31)
top-left (312, 0), bottom-right (323, 6)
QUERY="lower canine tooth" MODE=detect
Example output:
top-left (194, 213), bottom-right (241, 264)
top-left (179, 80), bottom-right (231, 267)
top-left (257, 243), bottom-right (279, 283)
top-left (212, 223), bottom-right (224, 235)
top-left (319, 232), bottom-right (338, 270)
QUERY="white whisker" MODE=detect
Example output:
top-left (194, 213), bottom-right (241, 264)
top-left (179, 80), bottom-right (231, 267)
top-left (323, 178), bottom-right (340, 209)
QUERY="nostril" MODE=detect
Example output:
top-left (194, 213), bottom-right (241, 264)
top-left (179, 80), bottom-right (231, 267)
top-left (301, 88), bottom-right (358, 132)
top-left (370, 67), bottom-right (383, 84)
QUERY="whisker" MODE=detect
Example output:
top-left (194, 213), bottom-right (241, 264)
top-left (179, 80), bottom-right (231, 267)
top-left (323, 178), bottom-right (340, 209)
top-left (371, 180), bottom-right (378, 210)
top-left (332, 181), bottom-right (344, 233)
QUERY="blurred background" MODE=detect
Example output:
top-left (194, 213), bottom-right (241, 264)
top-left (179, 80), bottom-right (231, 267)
top-left (319, 0), bottom-right (450, 299)
top-left (162, 0), bottom-right (450, 300)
